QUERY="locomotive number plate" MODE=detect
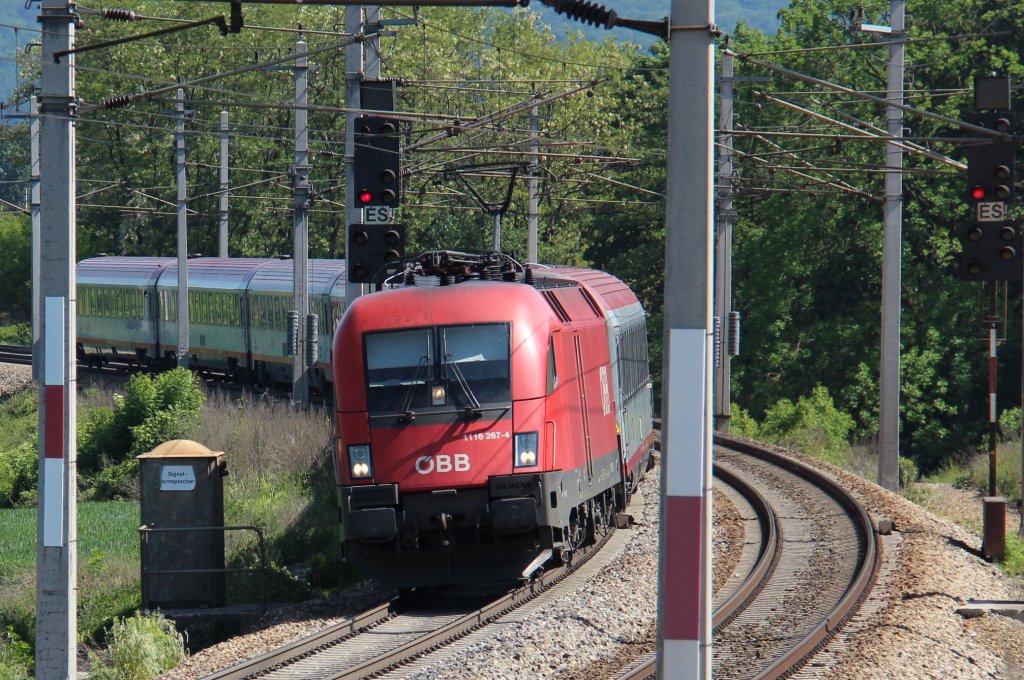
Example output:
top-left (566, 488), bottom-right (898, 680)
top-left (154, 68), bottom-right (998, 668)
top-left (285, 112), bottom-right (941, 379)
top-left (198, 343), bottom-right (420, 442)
top-left (463, 431), bottom-right (511, 441)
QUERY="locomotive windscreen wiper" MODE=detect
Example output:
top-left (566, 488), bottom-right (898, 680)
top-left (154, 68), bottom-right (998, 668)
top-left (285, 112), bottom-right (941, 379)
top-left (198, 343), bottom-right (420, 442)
top-left (398, 355), bottom-right (430, 423)
top-left (443, 353), bottom-right (482, 418)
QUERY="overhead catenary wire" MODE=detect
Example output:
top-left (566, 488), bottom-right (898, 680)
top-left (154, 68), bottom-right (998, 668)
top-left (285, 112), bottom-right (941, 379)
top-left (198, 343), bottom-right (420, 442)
top-left (728, 50), bottom-right (1016, 141)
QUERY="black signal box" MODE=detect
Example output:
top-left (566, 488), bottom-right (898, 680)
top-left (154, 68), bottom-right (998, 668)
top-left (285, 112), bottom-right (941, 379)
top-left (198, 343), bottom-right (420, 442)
top-left (353, 116), bottom-right (401, 209)
top-left (347, 223), bottom-right (406, 284)
top-left (955, 220), bottom-right (1023, 282)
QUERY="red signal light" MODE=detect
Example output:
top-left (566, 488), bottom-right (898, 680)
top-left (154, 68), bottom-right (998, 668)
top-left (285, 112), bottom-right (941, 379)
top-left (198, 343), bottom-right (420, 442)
top-left (358, 189), bottom-right (374, 205)
top-left (972, 186), bottom-right (987, 200)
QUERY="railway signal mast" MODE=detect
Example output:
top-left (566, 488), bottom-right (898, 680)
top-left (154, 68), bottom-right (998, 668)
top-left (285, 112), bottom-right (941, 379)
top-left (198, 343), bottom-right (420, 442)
top-left (957, 77), bottom-right (1018, 281)
top-left (954, 76), bottom-right (1017, 561)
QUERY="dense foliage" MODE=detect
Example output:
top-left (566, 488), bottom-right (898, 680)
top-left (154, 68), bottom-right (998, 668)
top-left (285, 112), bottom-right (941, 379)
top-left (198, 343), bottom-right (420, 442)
top-left (78, 368), bottom-right (205, 499)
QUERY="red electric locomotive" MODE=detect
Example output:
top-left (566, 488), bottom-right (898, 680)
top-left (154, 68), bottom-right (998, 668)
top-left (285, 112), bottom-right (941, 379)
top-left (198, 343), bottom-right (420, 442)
top-left (332, 252), bottom-right (654, 587)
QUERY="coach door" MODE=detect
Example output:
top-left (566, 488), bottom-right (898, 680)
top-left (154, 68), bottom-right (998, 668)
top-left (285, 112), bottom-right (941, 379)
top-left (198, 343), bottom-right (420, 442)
top-left (572, 332), bottom-right (594, 479)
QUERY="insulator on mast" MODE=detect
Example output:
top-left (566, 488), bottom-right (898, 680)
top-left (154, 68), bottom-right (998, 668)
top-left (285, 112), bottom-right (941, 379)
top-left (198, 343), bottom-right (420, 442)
top-left (102, 9), bottom-right (137, 22)
top-left (728, 311), bottom-right (741, 356)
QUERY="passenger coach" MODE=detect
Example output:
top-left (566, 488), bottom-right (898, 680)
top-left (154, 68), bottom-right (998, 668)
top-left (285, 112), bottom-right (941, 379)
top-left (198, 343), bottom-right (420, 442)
top-left (76, 256), bottom-right (347, 388)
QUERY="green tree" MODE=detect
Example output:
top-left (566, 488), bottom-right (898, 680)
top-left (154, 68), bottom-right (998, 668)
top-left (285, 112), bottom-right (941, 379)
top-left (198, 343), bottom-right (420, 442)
top-left (0, 214), bottom-right (30, 322)
top-left (79, 368), bottom-right (204, 497)
top-left (718, 0), bottom-right (1024, 467)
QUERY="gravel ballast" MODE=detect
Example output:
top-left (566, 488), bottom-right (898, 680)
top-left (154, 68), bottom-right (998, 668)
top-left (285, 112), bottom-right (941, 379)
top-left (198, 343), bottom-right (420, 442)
top-left (0, 363), bottom-right (31, 398)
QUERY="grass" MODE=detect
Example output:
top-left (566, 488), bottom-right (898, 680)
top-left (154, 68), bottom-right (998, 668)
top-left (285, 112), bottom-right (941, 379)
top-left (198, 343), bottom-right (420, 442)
top-left (0, 501), bottom-right (141, 646)
top-left (0, 323), bottom-right (29, 345)
top-left (1003, 534), bottom-right (1024, 578)
top-left (0, 391), bottom-right (37, 454)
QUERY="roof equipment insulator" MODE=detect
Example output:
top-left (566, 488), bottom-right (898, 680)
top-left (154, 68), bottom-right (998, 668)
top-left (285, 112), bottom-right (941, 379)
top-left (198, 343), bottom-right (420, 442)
top-left (404, 269), bottom-right (416, 286)
top-left (524, 265), bottom-right (535, 286)
top-left (440, 272), bottom-right (451, 286)
top-left (502, 269), bottom-right (516, 282)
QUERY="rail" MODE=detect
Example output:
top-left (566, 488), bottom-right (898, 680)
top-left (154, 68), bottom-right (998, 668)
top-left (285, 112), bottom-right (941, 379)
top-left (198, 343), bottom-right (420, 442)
top-left (204, 517), bottom-right (618, 679)
top-left (614, 455), bottom-right (780, 680)
top-left (615, 433), bottom-right (880, 680)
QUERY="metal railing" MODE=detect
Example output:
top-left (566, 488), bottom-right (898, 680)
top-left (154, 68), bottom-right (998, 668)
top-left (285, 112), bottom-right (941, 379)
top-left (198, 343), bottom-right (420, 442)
top-left (139, 524), bottom-right (268, 613)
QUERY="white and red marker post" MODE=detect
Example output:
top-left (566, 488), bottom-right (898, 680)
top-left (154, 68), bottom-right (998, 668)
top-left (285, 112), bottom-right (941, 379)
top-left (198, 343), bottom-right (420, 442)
top-left (36, 2), bottom-right (78, 677)
top-left (658, 0), bottom-right (715, 675)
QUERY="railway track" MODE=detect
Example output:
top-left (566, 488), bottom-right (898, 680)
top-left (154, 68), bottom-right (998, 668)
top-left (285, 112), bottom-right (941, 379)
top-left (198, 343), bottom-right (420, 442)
top-left (614, 435), bottom-right (880, 680)
top-left (0, 343), bottom-right (31, 366)
top-left (202, 512), bottom-right (623, 680)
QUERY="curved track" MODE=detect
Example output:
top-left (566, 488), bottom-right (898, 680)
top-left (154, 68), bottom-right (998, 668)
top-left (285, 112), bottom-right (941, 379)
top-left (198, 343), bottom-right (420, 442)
top-left (615, 435), bottom-right (879, 680)
top-left (201, 519), bottom-right (620, 680)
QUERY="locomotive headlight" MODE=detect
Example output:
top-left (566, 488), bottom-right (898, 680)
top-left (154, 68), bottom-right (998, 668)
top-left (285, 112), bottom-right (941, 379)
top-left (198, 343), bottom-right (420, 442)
top-left (514, 431), bottom-right (539, 468)
top-left (431, 385), bottom-right (447, 406)
top-left (348, 444), bottom-right (373, 478)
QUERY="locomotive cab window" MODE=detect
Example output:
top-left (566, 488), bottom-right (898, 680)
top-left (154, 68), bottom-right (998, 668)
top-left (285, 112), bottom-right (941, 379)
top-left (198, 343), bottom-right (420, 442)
top-left (441, 324), bottom-right (511, 406)
top-left (365, 329), bottom-right (435, 413)
top-left (363, 323), bottom-right (511, 415)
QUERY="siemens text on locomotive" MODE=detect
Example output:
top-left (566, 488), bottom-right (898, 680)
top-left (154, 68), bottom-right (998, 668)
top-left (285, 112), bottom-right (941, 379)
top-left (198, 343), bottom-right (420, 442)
top-left (333, 251), bottom-right (654, 587)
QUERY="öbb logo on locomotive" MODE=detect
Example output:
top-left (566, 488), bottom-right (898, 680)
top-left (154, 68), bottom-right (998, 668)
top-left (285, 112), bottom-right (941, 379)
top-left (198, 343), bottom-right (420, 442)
top-left (415, 454), bottom-right (471, 475)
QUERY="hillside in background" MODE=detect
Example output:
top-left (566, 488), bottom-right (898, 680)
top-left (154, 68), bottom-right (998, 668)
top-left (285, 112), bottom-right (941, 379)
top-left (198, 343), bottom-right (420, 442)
top-left (0, 0), bottom-right (785, 107)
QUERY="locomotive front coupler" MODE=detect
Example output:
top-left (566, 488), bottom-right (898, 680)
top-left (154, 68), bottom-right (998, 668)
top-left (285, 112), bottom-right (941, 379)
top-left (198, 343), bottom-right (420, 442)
top-left (438, 512), bottom-right (455, 549)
